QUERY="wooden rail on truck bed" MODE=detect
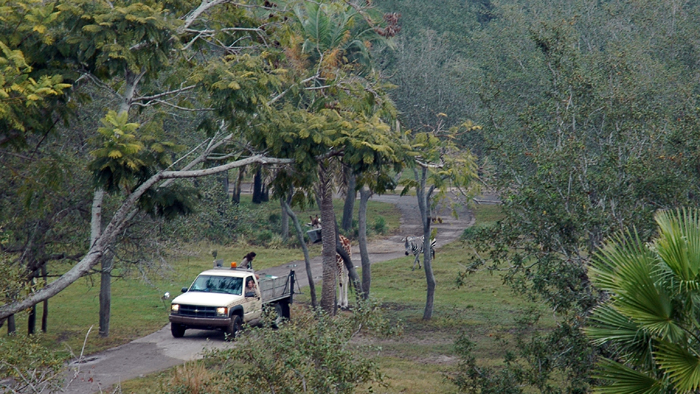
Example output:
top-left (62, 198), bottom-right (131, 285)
top-left (259, 270), bottom-right (295, 304)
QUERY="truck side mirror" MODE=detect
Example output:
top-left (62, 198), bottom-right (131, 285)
top-left (181, 287), bottom-right (188, 293)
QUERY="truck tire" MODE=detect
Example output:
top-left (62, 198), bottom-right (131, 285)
top-left (171, 323), bottom-right (186, 338)
top-left (273, 301), bottom-right (290, 328)
top-left (226, 315), bottom-right (243, 339)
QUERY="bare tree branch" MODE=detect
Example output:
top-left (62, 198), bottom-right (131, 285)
top-left (132, 85), bottom-right (196, 103)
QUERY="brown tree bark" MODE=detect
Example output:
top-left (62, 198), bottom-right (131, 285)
top-left (341, 167), bottom-right (356, 232)
top-left (252, 167), bottom-right (264, 204)
top-left (319, 163), bottom-right (337, 314)
top-left (41, 264), bottom-right (48, 333)
top-left (99, 253), bottom-right (113, 337)
top-left (7, 315), bottom-right (15, 335)
top-left (358, 187), bottom-right (372, 299)
top-left (414, 167), bottom-right (436, 320)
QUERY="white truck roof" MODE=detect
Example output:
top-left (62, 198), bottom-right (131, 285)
top-left (197, 268), bottom-right (254, 277)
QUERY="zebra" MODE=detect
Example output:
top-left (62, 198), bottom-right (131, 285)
top-left (403, 235), bottom-right (437, 271)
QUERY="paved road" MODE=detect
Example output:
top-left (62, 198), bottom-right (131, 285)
top-left (64, 192), bottom-right (477, 394)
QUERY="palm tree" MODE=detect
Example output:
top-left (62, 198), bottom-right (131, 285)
top-left (294, 2), bottom-right (379, 78)
top-left (586, 208), bottom-right (700, 393)
top-left (283, 2), bottom-right (394, 314)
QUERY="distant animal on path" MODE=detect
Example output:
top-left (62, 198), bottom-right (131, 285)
top-left (403, 235), bottom-right (436, 271)
top-left (241, 252), bottom-right (256, 269)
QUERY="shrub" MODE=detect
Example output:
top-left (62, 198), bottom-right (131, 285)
top-left (181, 300), bottom-right (402, 394)
top-left (254, 230), bottom-right (274, 245)
top-left (0, 334), bottom-right (64, 393)
top-left (373, 216), bottom-right (387, 234)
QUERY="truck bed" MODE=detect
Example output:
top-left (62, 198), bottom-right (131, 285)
top-left (259, 273), bottom-right (294, 304)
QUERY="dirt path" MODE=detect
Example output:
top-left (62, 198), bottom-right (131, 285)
top-left (64, 192), bottom-right (477, 394)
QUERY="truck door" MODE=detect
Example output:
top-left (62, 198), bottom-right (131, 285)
top-left (243, 275), bottom-right (262, 321)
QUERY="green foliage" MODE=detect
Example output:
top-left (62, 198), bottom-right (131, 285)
top-left (0, 0), bottom-right (72, 149)
top-left (138, 184), bottom-right (200, 219)
top-left (294, 1), bottom-right (380, 73)
top-left (0, 334), bottom-right (64, 393)
top-left (453, 1), bottom-right (700, 391)
top-left (452, 309), bottom-right (595, 393)
top-left (452, 334), bottom-right (523, 394)
top-left (586, 209), bottom-right (700, 393)
top-left (89, 110), bottom-right (186, 194)
top-left (0, 254), bottom-right (27, 304)
top-left (89, 110), bottom-right (146, 191)
top-left (399, 124), bottom-right (481, 215)
top-left (373, 216), bottom-right (387, 234)
top-left (56, 0), bottom-right (180, 77)
top-left (168, 300), bottom-right (400, 394)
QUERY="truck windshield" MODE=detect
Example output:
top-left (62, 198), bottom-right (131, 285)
top-left (189, 275), bottom-right (243, 295)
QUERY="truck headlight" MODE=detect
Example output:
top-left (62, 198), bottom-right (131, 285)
top-left (216, 307), bottom-right (228, 317)
top-left (171, 304), bottom-right (180, 313)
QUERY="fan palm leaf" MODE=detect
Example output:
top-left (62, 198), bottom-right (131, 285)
top-left (587, 208), bottom-right (700, 393)
top-left (586, 305), bottom-right (654, 368)
top-left (654, 340), bottom-right (700, 393)
top-left (593, 358), bottom-right (664, 394)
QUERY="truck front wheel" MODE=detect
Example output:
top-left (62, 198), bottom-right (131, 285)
top-left (226, 315), bottom-right (243, 339)
top-left (171, 323), bottom-right (186, 338)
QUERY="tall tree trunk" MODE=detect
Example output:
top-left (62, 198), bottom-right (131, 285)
top-left (7, 315), bottom-right (15, 335)
top-left (28, 271), bottom-right (37, 334)
top-left (282, 200), bottom-right (317, 308)
top-left (415, 167), bottom-right (436, 320)
top-left (91, 189), bottom-right (115, 337)
top-left (358, 187), bottom-right (372, 299)
top-left (41, 264), bottom-right (48, 333)
top-left (99, 253), bottom-right (113, 337)
top-left (28, 304), bottom-right (36, 335)
top-left (341, 168), bottom-right (356, 232)
top-left (252, 167), bottom-right (263, 204)
top-left (232, 167), bottom-right (245, 204)
top-left (280, 194), bottom-right (291, 241)
top-left (319, 164), bottom-right (337, 314)
top-left (91, 190), bottom-right (104, 247)
top-left (221, 169), bottom-right (229, 197)
top-left (262, 183), bottom-right (269, 202)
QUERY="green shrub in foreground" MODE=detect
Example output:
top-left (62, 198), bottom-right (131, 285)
top-left (0, 334), bottom-right (64, 393)
top-left (163, 299), bottom-right (402, 394)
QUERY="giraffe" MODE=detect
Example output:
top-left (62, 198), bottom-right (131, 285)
top-left (336, 234), bottom-right (352, 309)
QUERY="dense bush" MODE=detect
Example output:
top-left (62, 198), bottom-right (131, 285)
top-left (159, 300), bottom-right (402, 394)
top-left (0, 335), bottom-right (64, 393)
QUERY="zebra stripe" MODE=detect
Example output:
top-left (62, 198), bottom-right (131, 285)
top-left (404, 235), bottom-right (436, 271)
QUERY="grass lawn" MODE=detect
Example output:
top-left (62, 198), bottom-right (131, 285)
top-left (7, 201), bottom-right (552, 394)
top-left (287, 238), bottom-right (553, 394)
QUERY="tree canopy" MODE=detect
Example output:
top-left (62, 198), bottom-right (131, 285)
top-left (0, 0), bottom-right (404, 321)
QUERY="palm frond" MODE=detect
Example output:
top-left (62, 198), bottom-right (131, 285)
top-left (654, 340), bottom-right (700, 392)
top-left (586, 305), bottom-right (654, 368)
top-left (592, 230), bottom-right (654, 292)
top-left (593, 358), bottom-right (664, 394)
top-left (655, 209), bottom-right (697, 282)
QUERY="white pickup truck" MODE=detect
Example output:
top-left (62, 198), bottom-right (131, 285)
top-left (169, 267), bottom-right (295, 338)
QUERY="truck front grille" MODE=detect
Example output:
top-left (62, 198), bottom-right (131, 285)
top-left (178, 305), bottom-right (218, 318)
